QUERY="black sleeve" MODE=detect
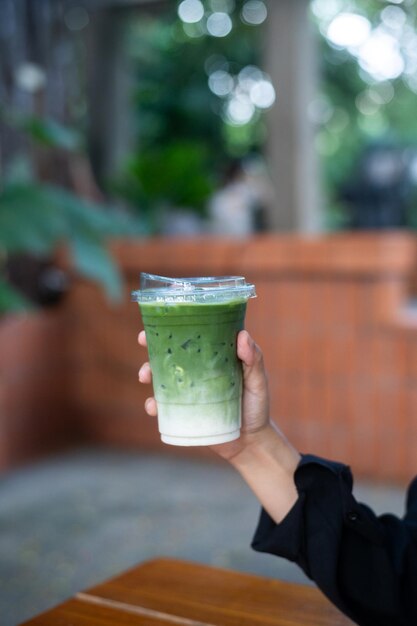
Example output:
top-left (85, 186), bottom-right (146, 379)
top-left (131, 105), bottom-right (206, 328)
top-left (251, 455), bottom-right (417, 626)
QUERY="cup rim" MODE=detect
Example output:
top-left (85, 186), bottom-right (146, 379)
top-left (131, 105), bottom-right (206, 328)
top-left (131, 273), bottom-right (256, 304)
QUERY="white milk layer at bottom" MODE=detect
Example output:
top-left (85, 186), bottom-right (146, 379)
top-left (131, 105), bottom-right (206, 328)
top-left (157, 398), bottom-right (241, 446)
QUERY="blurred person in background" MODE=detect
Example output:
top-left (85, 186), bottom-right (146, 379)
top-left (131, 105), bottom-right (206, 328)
top-left (341, 143), bottom-right (412, 230)
top-left (208, 158), bottom-right (272, 236)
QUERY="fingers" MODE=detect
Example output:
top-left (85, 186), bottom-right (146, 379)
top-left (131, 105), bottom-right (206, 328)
top-left (145, 397), bottom-right (158, 417)
top-left (138, 361), bottom-right (152, 384)
top-left (138, 330), bottom-right (147, 347)
top-left (139, 365), bottom-right (157, 416)
top-left (137, 331), bottom-right (157, 416)
top-left (137, 332), bottom-right (152, 388)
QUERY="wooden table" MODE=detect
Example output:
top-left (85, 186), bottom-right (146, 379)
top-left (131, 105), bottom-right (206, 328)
top-left (21, 557), bottom-right (354, 625)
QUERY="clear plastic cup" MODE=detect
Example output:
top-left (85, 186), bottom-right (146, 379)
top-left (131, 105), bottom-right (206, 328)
top-left (132, 273), bottom-right (256, 446)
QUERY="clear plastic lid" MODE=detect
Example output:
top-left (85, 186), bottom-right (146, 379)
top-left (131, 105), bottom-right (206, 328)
top-left (132, 273), bottom-right (256, 304)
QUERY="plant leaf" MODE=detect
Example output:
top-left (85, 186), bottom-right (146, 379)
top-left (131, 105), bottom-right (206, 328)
top-left (70, 236), bottom-right (123, 302)
top-left (0, 181), bottom-right (143, 308)
top-left (23, 117), bottom-right (84, 152)
top-left (0, 183), bottom-right (67, 254)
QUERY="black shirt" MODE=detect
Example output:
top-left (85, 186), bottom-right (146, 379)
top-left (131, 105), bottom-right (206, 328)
top-left (251, 455), bottom-right (417, 626)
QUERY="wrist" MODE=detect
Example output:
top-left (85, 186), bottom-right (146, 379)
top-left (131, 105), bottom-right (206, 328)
top-left (229, 421), bottom-right (301, 524)
top-left (230, 421), bottom-right (299, 473)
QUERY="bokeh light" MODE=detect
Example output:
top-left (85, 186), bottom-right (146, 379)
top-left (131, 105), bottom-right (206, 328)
top-left (182, 21), bottom-right (205, 38)
top-left (367, 82), bottom-right (395, 105)
top-left (311, 0), bottom-right (344, 21)
top-left (206, 12), bottom-right (233, 37)
top-left (249, 79), bottom-right (275, 108)
top-left (321, 8), bottom-right (411, 83)
top-left (178, 0), bottom-right (205, 24)
top-left (206, 60), bottom-right (276, 126)
top-left (15, 62), bottom-right (47, 92)
top-left (64, 6), bottom-right (89, 31)
top-left (238, 65), bottom-right (264, 90)
top-left (208, 69), bottom-right (234, 96)
top-left (326, 13), bottom-right (371, 49)
top-left (226, 94), bottom-right (255, 124)
top-left (355, 91), bottom-right (380, 116)
top-left (380, 5), bottom-right (407, 31)
top-left (358, 29), bottom-right (404, 81)
top-left (405, 74), bottom-right (417, 92)
top-left (308, 96), bottom-right (334, 125)
top-left (241, 1), bottom-right (267, 26)
top-left (402, 30), bottom-right (417, 74)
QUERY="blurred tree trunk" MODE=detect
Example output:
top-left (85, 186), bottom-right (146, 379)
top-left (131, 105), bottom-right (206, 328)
top-left (86, 7), bottom-right (134, 186)
top-left (265, 0), bottom-right (321, 233)
top-left (86, 1), bottom-right (168, 185)
top-left (0, 0), bottom-right (167, 189)
top-left (0, 0), bottom-right (78, 179)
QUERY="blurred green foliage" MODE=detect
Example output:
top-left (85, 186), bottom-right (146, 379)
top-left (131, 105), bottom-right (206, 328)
top-left (114, 1), bottom-right (266, 228)
top-left (116, 140), bottom-right (214, 227)
top-left (319, 43), bottom-right (417, 227)
top-left (310, 0), bottom-right (417, 227)
top-left (0, 114), bottom-right (142, 313)
top-left (116, 0), bottom-right (417, 230)
top-left (129, 7), bottom-right (264, 156)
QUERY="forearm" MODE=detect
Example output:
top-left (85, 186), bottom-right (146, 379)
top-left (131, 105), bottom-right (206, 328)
top-left (230, 422), bottom-right (301, 524)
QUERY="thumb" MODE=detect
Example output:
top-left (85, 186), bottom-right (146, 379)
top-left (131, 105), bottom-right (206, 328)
top-left (237, 330), bottom-right (268, 395)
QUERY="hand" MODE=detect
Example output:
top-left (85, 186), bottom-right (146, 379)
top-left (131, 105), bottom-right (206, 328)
top-left (210, 330), bottom-right (270, 461)
top-left (138, 329), bottom-right (271, 461)
top-left (139, 329), bottom-right (300, 522)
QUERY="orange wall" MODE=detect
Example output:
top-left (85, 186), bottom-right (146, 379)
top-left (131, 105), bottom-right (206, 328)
top-left (64, 232), bottom-right (417, 483)
top-left (0, 311), bottom-right (74, 470)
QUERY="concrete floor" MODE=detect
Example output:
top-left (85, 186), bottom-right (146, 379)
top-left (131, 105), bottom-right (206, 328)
top-left (0, 447), bottom-right (407, 626)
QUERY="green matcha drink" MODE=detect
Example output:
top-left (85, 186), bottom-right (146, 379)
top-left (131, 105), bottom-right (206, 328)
top-left (132, 274), bottom-right (256, 446)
